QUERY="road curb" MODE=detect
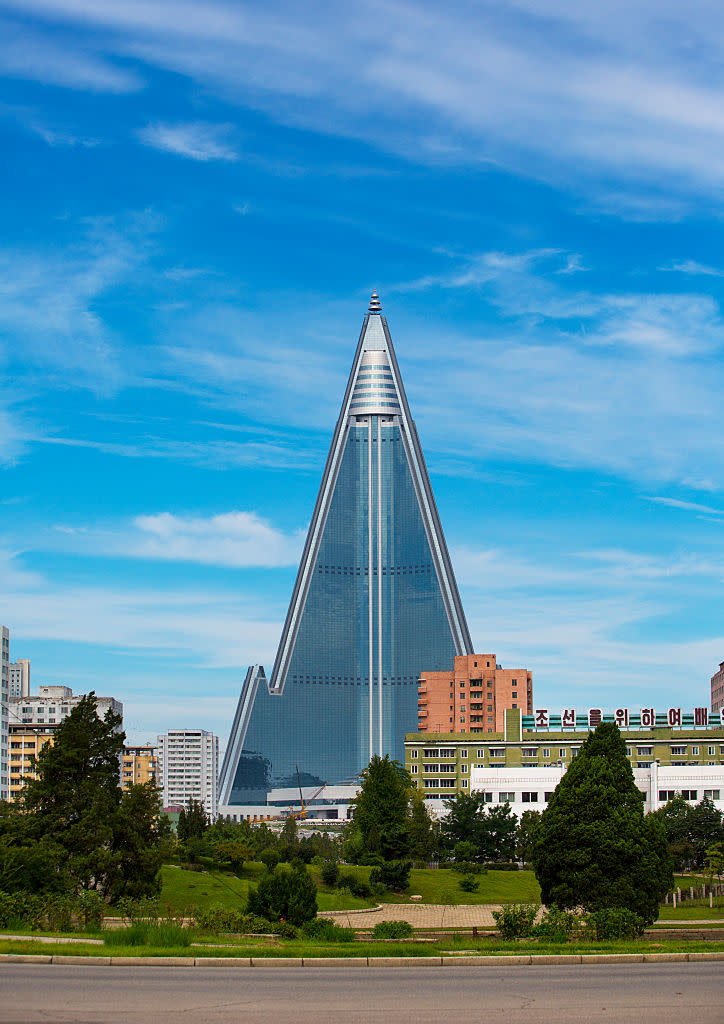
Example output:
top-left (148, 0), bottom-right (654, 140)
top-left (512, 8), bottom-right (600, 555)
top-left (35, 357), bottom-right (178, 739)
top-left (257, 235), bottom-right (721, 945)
top-left (3, 951), bottom-right (724, 967)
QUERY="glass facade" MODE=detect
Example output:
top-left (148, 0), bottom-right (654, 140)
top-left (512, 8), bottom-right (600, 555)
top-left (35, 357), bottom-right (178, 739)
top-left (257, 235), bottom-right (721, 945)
top-left (225, 300), bottom-right (472, 806)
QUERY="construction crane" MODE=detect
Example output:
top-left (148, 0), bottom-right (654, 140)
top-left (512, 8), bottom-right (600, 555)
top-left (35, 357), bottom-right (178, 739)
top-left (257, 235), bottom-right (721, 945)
top-left (285, 766), bottom-right (327, 821)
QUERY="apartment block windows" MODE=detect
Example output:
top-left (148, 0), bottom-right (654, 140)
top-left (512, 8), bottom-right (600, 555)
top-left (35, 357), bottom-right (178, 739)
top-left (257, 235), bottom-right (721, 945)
top-left (498, 791), bottom-right (515, 803)
top-left (522, 792), bottom-right (538, 803)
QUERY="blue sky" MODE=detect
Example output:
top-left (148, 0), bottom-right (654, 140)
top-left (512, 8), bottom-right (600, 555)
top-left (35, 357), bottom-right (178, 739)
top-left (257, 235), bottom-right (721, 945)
top-left (1, 0), bottom-right (723, 745)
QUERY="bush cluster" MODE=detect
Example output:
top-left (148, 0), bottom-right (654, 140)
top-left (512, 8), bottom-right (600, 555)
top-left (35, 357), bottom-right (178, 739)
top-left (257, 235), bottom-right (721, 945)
top-left (0, 890), bottom-right (105, 931)
top-left (459, 874), bottom-right (480, 893)
top-left (493, 904), bottom-right (645, 942)
top-left (103, 922), bottom-right (191, 948)
top-left (369, 860), bottom-right (411, 893)
top-left (372, 920), bottom-right (414, 939)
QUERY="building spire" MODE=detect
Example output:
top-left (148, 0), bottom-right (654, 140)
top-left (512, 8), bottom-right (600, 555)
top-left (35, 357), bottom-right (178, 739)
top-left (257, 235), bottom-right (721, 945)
top-left (368, 289), bottom-right (382, 314)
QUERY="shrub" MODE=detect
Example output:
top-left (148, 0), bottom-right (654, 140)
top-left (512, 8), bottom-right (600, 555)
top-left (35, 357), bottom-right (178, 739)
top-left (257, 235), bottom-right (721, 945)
top-left (247, 864), bottom-right (318, 926)
top-left (532, 907), bottom-right (581, 943)
top-left (454, 841), bottom-right (478, 863)
top-left (103, 922), bottom-right (191, 948)
top-left (320, 861), bottom-right (341, 887)
top-left (301, 917), bottom-right (356, 942)
top-left (338, 872), bottom-right (372, 898)
top-left (368, 860), bottom-right (411, 892)
top-left (194, 904), bottom-right (250, 933)
top-left (451, 861), bottom-right (486, 875)
top-left (589, 907), bottom-right (645, 940)
top-left (481, 862), bottom-right (519, 871)
top-left (492, 904), bottom-right (539, 939)
top-left (459, 874), bottom-right (480, 893)
top-left (260, 849), bottom-right (282, 871)
top-left (372, 919), bottom-right (414, 939)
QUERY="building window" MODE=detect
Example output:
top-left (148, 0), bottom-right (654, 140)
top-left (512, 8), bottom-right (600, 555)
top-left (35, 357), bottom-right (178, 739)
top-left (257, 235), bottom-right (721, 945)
top-left (460, 749), bottom-right (468, 758)
top-left (659, 790), bottom-right (676, 802)
top-left (521, 748), bottom-right (538, 757)
top-left (708, 746), bottom-right (716, 756)
top-left (626, 747), bottom-right (632, 756)
top-left (410, 764), bottom-right (418, 774)
top-left (681, 790), bottom-right (698, 801)
top-left (691, 747), bottom-right (699, 756)
top-left (559, 748), bottom-right (567, 758)
top-left (522, 792), bottom-right (538, 803)
top-left (489, 748), bottom-right (504, 757)
top-left (461, 780), bottom-right (468, 788)
top-left (410, 749), bottom-right (418, 758)
top-left (670, 746), bottom-right (686, 756)
top-left (544, 791), bottom-right (554, 801)
top-left (637, 747), bottom-right (653, 756)
top-left (704, 789), bottom-right (720, 800)
top-left (542, 748), bottom-right (550, 757)
top-left (499, 791), bottom-right (514, 803)
top-left (461, 764), bottom-right (468, 773)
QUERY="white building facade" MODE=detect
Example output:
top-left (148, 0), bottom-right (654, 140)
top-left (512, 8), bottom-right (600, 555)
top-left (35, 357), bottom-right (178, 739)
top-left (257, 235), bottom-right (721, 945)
top-left (8, 686), bottom-right (122, 731)
top-left (1, 627), bottom-right (9, 800)
top-left (157, 730), bottom-right (219, 819)
top-left (470, 762), bottom-right (724, 817)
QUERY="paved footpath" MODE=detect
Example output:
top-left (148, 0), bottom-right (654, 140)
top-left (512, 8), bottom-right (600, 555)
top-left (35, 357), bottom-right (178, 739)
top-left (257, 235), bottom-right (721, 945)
top-left (321, 903), bottom-right (501, 927)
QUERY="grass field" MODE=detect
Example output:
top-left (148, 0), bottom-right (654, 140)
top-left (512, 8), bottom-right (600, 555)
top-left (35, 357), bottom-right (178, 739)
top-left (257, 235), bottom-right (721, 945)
top-left (159, 864), bottom-right (542, 913)
top-left (160, 866), bottom-right (374, 913)
top-left (2, 934), bottom-right (724, 959)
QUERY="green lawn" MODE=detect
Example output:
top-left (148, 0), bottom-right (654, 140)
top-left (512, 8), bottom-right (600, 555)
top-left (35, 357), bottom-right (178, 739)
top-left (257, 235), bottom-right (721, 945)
top-left (160, 866), bottom-right (374, 913)
top-left (658, 904), bottom-right (724, 921)
top-left (160, 864), bottom-right (542, 913)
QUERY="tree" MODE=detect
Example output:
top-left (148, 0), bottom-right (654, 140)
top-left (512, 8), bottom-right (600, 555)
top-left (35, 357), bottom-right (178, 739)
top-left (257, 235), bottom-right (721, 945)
top-left (18, 695), bottom-right (169, 899)
top-left (108, 782), bottom-right (173, 901)
top-left (442, 793), bottom-right (518, 861)
top-left (480, 803), bottom-right (518, 861)
top-left (688, 798), bottom-right (724, 868)
top-left (441, 791), bottom-right (488, 853)
top-left (530, 723), bottom-right (673, 924)
top-left (247, 864), bottom-right (317, 926)
top-left (177, 799), bottom-right (209, 843)
top-left (516, 810), bottom-right (542, 863)
top-left (408, 791), bottom-right (437, 863)
top-left (23, 694), bottom-right (125, 895)
top-left (349, 755), bottom-right (412, 860)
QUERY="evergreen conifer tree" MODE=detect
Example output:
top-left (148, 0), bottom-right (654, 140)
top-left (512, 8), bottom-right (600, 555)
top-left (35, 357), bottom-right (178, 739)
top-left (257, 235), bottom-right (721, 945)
top-left (530, 722), bottom-right (673, 923)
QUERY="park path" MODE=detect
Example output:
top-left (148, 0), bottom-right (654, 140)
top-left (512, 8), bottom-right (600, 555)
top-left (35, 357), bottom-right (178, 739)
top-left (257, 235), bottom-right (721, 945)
top-left (320, 903), bottom-right (502, 928)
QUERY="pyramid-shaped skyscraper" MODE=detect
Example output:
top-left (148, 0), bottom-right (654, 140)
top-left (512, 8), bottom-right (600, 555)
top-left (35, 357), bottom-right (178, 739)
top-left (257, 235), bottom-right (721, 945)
top-left (219, 292), bottom-right (473, 807)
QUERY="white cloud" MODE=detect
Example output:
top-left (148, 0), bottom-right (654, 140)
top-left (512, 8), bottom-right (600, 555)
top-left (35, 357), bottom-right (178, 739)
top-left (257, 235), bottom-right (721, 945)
top-left (139, 121), bottom-right (238, 162)
top-left (7, 1), bottom-right (724, 196)
top-left (130, 510), bottom-right (304, 567)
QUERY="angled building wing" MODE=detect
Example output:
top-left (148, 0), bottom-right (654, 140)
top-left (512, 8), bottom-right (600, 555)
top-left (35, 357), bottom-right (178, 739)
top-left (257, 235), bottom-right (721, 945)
top-left (219, 293), bottom-right (473, 808)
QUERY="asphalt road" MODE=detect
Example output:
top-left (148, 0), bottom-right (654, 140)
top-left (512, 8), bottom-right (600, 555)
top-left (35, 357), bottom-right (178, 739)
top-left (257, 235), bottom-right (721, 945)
top-left (0, 963), bottom-right (721, 1024)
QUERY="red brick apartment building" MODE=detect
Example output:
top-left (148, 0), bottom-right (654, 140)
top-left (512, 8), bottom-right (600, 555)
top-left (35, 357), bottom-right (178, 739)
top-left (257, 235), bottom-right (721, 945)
top-left (712, 662), bottom-right (724, 713)
top-left (418, 653), bottom-right (533, 734)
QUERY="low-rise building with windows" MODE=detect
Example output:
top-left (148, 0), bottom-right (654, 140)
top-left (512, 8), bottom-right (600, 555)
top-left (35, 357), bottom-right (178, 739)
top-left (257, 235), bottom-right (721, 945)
top-left (406, 707), bottom-right (724, 818)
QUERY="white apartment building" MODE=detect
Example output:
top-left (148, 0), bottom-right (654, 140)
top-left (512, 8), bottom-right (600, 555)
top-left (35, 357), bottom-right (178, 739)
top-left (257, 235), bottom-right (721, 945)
top-left (1, 627), bottom-right (9, 800)
top-left (9, 659), bottom-right (30, 699)
top-left (8, 686), bottom-right (123, 732)
top-left (157, 730), bottom-right (219, 819)
top-left (470, 762), bottom-right (724, 817)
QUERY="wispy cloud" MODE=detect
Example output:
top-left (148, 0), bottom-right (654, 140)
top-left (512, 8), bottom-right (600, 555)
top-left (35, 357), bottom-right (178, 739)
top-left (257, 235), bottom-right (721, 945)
top-left (7, 2), bottom-right (724, 197)
top-left (139, 121), bottom-right (238, 162)
top-left (661, 259), bottom-right (724, 278)
top-left (645, 496), bottom-right (724, 517)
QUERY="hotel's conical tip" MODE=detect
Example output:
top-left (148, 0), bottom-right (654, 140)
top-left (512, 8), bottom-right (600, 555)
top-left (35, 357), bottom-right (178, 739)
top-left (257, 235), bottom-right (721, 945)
top-left (368, 289), bottom-right (382, 314)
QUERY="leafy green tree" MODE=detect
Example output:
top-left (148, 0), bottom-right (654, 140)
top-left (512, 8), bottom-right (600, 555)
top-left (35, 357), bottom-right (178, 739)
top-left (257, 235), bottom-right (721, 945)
top-left (481, 803), bottom-right (518, 861)
top-left (516, 810), bottom-right (542, 862)
top-left (705, 842), bottom-right (724, 883)
top-left (213, 840), bottom-right (251, 875)
top-left (441, 791), bottom-right (488, 851)
top-left (408, 791), bottom-right (437, 863)
top-left (530, 723), bottom-right (673, 924)
top-left (23, 694), bottom-right (125, 896)
top-left (442, 793), bottom-right (518, 861)
top-left (108, 782), bottom-right (173, 901)
top-left (0, 801), bottom-right (67, 893)
top-left (688, 798), bottom-right (724, 868)
top-left (177, 799), bottom-right (209, 843)
top-left (349, 755), bottom-right (412, 860)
